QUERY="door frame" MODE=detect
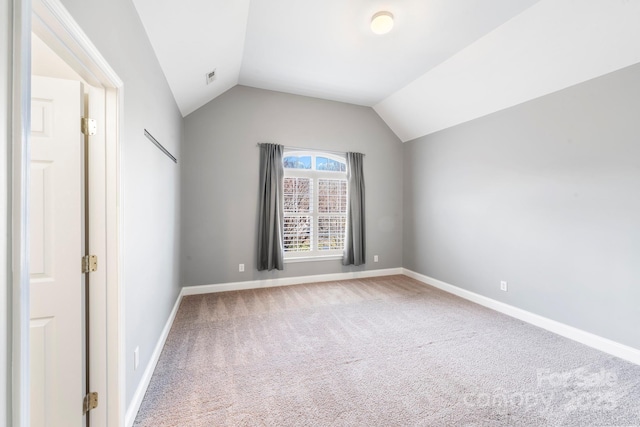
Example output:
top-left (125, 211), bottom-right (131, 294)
top-left (11, 0), bottom-right (124, 425)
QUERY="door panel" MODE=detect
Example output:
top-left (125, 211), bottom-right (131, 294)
top-left (30, 76), bottom-right (84, 427)
top-left (29, 161), bottom-right (53, 278)
top-left (29, 317), bottom-right (55, 426)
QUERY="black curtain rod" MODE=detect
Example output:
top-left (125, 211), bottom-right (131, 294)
top-left (256, 142), bottom-right (365, 157)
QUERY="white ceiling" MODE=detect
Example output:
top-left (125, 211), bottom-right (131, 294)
top-left (131, 0), bottom-right (251, 117)
top-left (238, 0), bottom-right (539, 107)
top-left (374, 0), bottom-right (640, 141)
top-left (132, 0), bottom-right (640, 141)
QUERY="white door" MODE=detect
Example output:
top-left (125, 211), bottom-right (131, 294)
top-left (30, 75), bottom-right (85, 427)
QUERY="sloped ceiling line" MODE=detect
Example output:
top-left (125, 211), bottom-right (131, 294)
top-left (132, 0), bottom-right (640, 142)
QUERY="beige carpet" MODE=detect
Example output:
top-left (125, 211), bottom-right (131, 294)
top-left (133, 275), bottom-right (640, 426)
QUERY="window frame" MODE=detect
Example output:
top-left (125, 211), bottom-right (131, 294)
top-left (283, 150), bottom-right (348, 261)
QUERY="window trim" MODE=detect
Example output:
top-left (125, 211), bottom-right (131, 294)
top-left (284, 254), bottom-right (343, 264)
top-left (283, 151), bottom-right (347, 260)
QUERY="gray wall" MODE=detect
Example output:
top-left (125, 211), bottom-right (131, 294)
top-left (403, 62), bottom-right (640, 350)
top-left (182, 86), bottom-right (403, 286)
top-left (59, 0), bottom-right (183, 408)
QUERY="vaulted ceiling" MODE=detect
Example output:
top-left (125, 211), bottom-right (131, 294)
top-left (132, 0), bottom-right (640, 142)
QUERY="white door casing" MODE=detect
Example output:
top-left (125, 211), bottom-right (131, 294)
top-left (12, 1), bottom-right (125, 426)
top-left (30, 75), bottom-right (84, 427)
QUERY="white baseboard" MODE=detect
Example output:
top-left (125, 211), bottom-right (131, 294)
top-left (181, 267), bottom-right (404, 296)
top-left (124, 288), bottom-right (184, 427)
top-left (402, 268), bottom-right (640, 366)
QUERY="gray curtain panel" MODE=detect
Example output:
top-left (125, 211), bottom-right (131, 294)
top-left (257, 143), bottom-right (285, 271)
top-left (343, 152), bottom-right (366, 266)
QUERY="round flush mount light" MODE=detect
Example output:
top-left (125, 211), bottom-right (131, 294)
top-left (371, 11), bottom-right (394, 35)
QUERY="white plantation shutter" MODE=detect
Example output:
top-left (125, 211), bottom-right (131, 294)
top-left (283, 177), bottom-right (313, 252)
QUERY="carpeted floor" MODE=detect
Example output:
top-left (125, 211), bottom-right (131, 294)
top-left (133, 275), bottom-right (640, 426)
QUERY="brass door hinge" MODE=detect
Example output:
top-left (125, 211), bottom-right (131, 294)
top-left (82, 255), bottom-right (98, 273)
top-left (81, 117), bottom-right (97, 136)
top-left (83, 392), bottom-right (98, 414)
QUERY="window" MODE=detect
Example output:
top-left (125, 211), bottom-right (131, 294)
top-left (283, 151), bottom-right (347, 259)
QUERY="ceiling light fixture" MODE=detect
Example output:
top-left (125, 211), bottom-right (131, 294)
top-left (371, 11), bottom-right (394, 35)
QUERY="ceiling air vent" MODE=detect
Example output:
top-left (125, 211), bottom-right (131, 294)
top-left (205, 69), bottom-right (217, 85)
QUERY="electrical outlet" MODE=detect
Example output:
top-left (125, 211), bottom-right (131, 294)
top-left (500, 281), bottom-right (508, 292)
top-left (134, 346), bottom-right (139, 371)
top-left (374, 255), bottom-right (379, 263)
top-left (239, 264), bottom-right (245, 272)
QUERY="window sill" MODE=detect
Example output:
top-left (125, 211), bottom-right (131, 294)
top-left (284, 255), bottom-right (343, 264)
